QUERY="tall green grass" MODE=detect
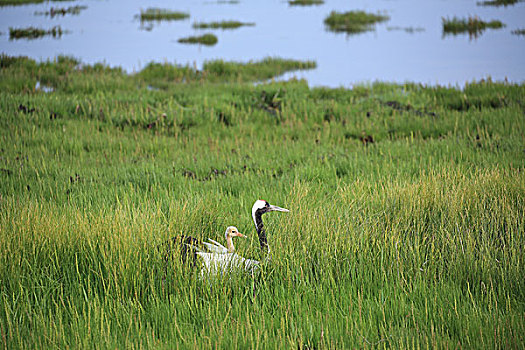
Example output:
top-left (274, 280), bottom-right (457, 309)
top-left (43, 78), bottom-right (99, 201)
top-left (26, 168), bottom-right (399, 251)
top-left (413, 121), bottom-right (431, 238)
top-left (1, 56), bottom-right (524, 348)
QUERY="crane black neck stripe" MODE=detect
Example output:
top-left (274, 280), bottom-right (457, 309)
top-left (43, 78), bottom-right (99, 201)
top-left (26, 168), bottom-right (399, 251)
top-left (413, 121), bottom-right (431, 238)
top-left (254, 209), bottom-right (269, 251)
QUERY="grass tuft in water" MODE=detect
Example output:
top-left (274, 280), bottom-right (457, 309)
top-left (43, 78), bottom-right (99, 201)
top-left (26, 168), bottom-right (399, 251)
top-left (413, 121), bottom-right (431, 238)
top-left (35, 5), bottom-right (87, 17)
top-left (177, 33), bottom-right (218, 46)
top-left (511, 28), bottom-right (525, 35)
top-left (9, 26), bottom-right (64, 40)
top-left (192, 20), bottom-right (255, 30)
top-left (442, 16), bottom-right (505, 38)
top-left (477, 0), bottom-right (523, 6)
top-left (288, 0), bottom-right (324, 6)
top-left (324, 10), bottom-right (389, 34)
top-left (1, 0), bottom-right (77, 5)
top-left (139, 8), bottom-right (189, 22)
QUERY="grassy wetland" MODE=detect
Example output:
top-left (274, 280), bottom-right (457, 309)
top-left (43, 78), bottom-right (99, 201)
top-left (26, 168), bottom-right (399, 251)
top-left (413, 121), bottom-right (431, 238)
top-left (1, 54), bottom-right (525, 348)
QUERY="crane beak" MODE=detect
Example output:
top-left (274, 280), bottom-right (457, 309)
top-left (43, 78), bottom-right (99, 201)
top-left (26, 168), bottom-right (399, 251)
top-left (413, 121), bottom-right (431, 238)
top-left (236, 232), bottom-right (247, 238)
top-left (269, 205), bottom-right (290, 213)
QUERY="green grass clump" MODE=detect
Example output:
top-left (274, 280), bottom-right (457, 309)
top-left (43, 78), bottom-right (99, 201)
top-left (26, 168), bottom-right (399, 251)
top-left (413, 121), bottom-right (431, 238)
top-left (192, 20), bottom-right (255, 30)
top-left (1, 55), bottom-right (525, 348)
top-left (35, 5), bottom-right (87, 17)
top-left (477, 0), bottom-right (523, 6)
top-left (177, 33), bottom-right (218, 46)
top-left (9, 26), bottom-right (64, 40)
top-left (511, 28), bottom-right (525, 35)
top-left (201, 57), bottom-right (316, 82)
top-left (136, 57), bottom-right (316, 85)
top-left (139, 8), bottom-right (189, 22)
top-left (324, 10), bottom-right (389, 34)
top-left (0, 0), bottom-right (65, 5)
top-left (289, 0), bottom-right (324, 6)
top-left (442, 16), bottom-right (505, 38)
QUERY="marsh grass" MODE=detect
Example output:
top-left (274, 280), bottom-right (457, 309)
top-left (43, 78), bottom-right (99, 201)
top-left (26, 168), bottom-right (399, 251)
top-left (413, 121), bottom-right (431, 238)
top-left (1, 56), bottom-right (524, 348)
top-left (288, 0), bottom-right (324, 6)
top-left (35, 5), bottom-right (87, 17)
top-left (324, 10), bottom-right (389, 34)
top-left (136, 57), bottom-right (315, 85)
top-left (511, 28), bottom-right (525, 35)
top-left (177, 33), bottom-right (218, 46)
top-left (477, 0), bottom-right (523, 6)
top-left (0, 0), bottom-right (74, 5)
top-left (442, 16), bottom-right (505, 38)
top-left (139, 8), bottom-right (189, 22)
top-left (9, 26), bottom-right (64, 40)
top-left (192, 20), bottom-right (255, 30)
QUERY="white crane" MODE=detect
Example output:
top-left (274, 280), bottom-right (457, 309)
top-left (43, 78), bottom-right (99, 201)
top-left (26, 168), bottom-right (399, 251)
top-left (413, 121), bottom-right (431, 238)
top-left (195, 226), bottom-right (260, 277)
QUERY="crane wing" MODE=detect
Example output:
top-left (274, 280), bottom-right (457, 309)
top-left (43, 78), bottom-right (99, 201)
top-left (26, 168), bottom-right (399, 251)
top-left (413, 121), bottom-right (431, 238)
top-left (202, 239), bottom-right (228, 254)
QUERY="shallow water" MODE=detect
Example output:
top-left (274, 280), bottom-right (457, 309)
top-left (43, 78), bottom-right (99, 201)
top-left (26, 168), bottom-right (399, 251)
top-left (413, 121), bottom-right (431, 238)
top-left (1, 0), bottom-right (524, 87)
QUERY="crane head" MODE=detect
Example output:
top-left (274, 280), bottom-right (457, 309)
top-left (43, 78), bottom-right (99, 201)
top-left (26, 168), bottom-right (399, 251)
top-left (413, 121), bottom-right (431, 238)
top-left (225, 226), bottom-right (246, 239)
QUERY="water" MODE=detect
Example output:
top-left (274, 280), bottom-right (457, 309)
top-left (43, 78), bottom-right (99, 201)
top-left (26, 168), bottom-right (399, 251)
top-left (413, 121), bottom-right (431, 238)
top-left (1, 0), bottom-right (524, 87)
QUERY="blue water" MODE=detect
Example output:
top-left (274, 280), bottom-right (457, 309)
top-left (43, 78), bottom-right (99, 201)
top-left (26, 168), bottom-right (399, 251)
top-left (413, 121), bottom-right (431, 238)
top-left (1, 0), bottom-right (524, 87)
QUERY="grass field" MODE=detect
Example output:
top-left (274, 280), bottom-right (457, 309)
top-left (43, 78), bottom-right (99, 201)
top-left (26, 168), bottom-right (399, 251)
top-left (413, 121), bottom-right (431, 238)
top-left (1, 55), bottom-right (524, 348)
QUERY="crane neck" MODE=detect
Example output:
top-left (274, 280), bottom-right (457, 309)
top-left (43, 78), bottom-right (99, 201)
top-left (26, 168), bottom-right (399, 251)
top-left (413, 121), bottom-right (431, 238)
top-left (225, 235), bottom-right (235, 253)
top-left (254, 211), bottom-right (270, 253)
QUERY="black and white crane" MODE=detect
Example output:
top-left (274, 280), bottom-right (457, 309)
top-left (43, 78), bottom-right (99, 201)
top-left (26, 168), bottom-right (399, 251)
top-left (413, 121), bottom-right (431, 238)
top-left (163, 200), bottom-right (289, 275)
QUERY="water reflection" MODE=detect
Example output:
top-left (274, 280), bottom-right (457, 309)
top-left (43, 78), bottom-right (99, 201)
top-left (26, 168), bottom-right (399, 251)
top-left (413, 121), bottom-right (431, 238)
top-left (387, 26), bottom-right (425, 34)
top-left (35, 81), bottom-right (55, 93)
top-left (0, 0), bottom-right (524, 86)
